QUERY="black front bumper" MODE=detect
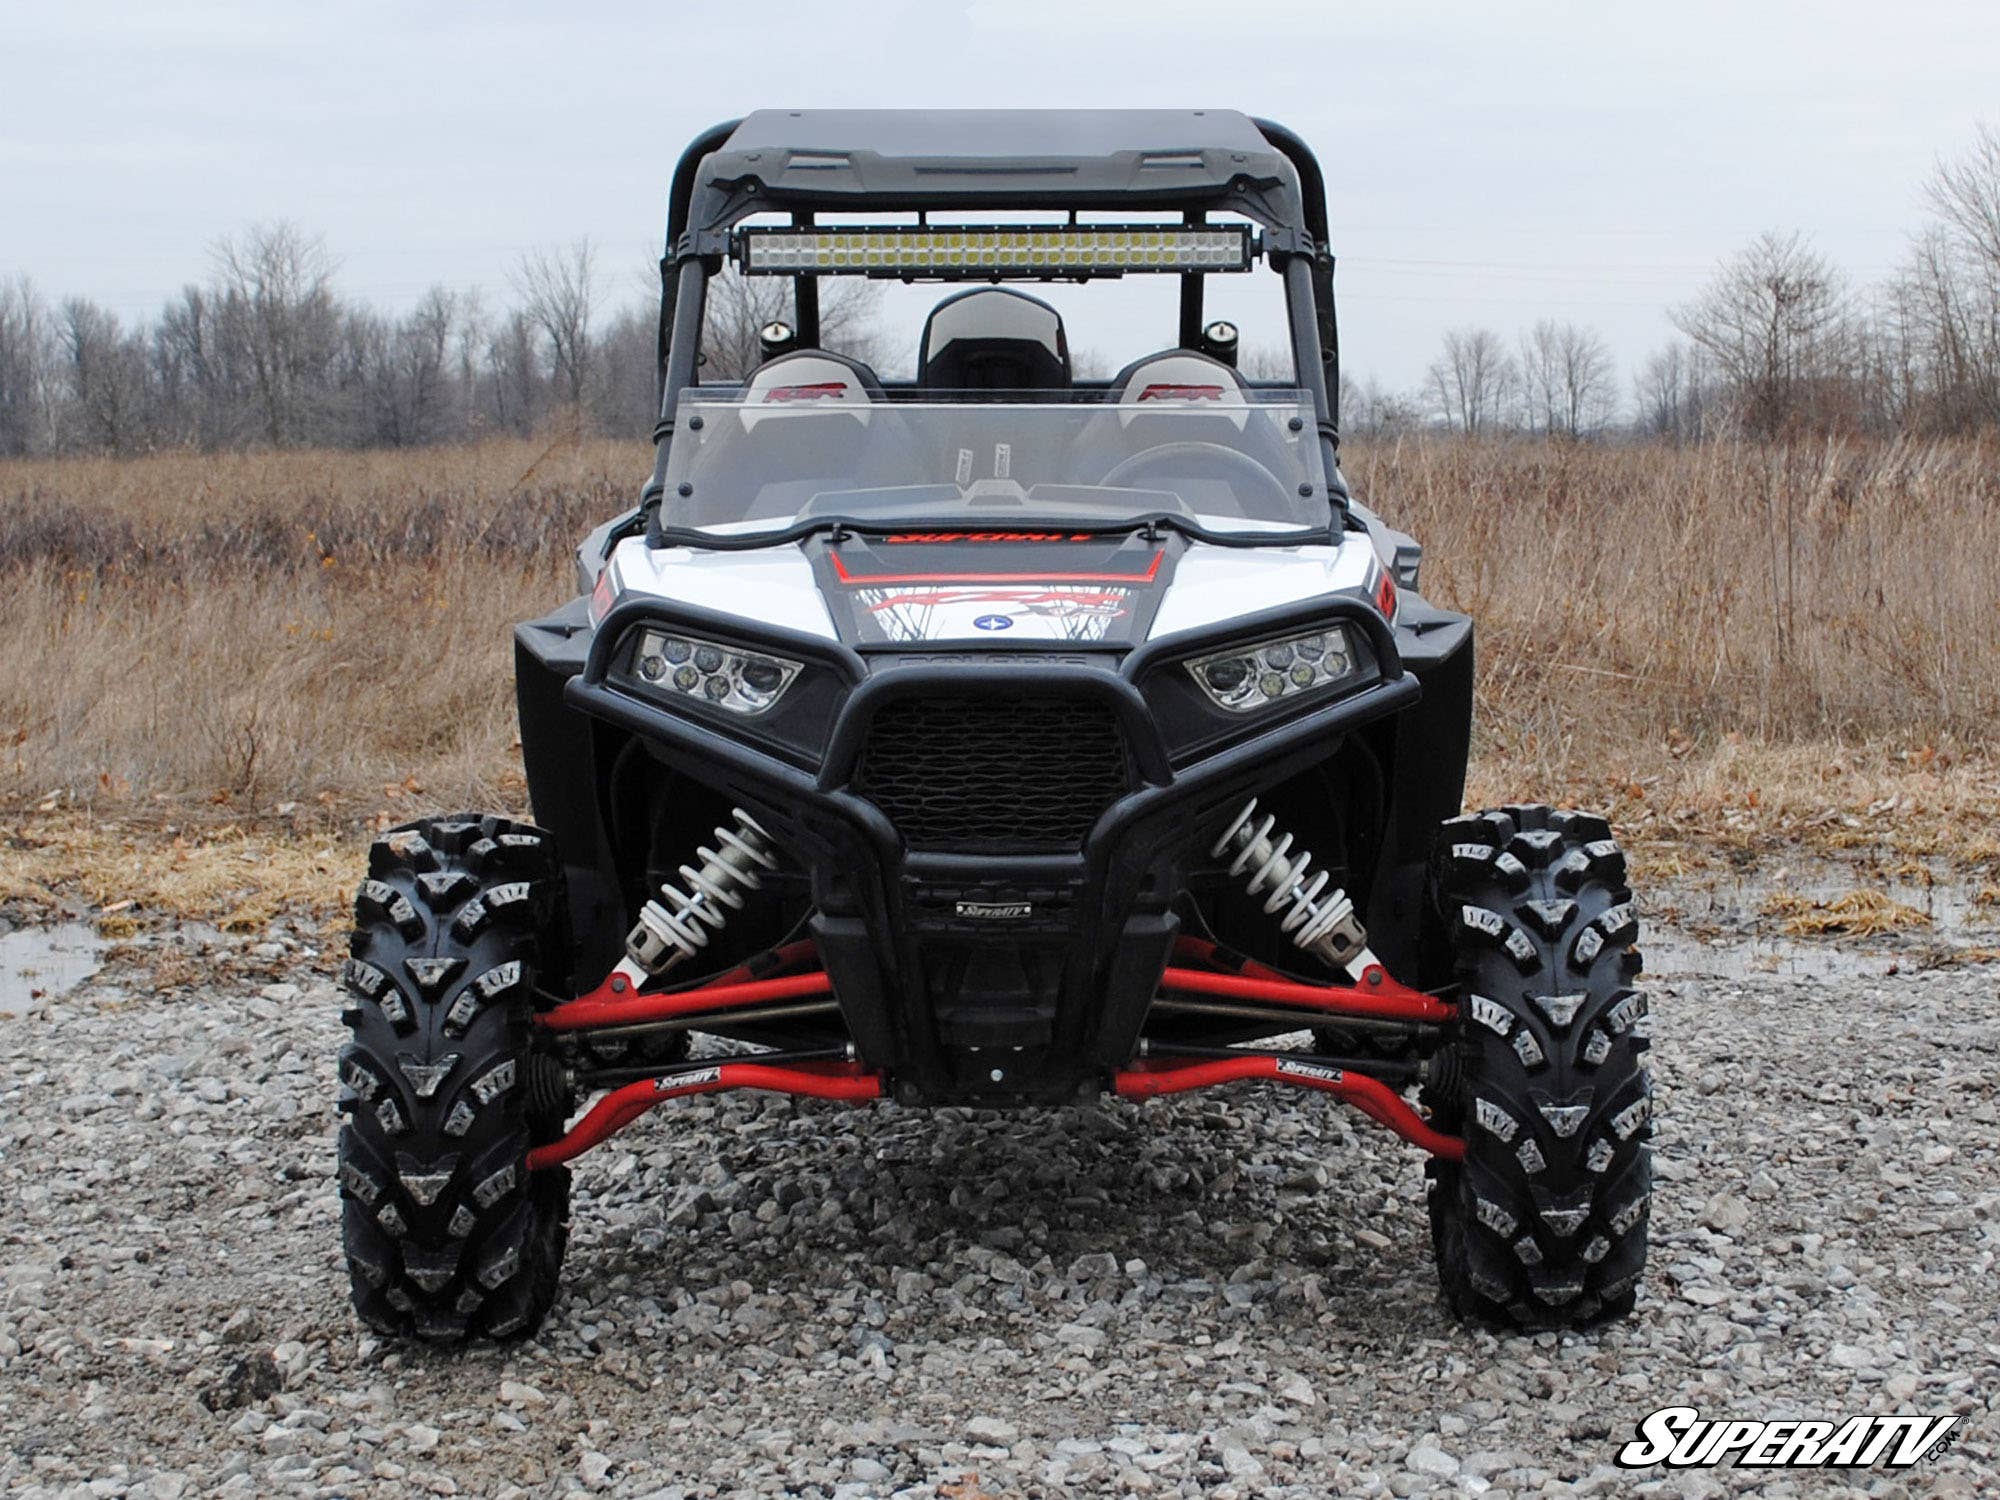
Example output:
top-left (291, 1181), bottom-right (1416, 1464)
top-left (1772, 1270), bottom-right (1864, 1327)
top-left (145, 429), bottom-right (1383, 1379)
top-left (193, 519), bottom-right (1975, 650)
top-left (539, 595), bottom-right (1421, 1105)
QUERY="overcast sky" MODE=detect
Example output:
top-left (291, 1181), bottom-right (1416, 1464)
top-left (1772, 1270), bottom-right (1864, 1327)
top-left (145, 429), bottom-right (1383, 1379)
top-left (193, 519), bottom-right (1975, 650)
top-left (7, 0), bottom-right (1996, 393)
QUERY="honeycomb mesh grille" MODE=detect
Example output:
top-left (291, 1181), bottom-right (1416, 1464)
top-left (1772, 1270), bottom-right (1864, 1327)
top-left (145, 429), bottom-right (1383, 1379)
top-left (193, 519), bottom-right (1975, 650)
top-left (856, 696), bottom-right (1130, 853)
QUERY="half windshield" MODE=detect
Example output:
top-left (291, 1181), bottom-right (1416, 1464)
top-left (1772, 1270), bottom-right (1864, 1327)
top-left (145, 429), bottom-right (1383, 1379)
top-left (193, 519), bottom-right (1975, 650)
top-left (658, 389), bottom-right (1332, 540)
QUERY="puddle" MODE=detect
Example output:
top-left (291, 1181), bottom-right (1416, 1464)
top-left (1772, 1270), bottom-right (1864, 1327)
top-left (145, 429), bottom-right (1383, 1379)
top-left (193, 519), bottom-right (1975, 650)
top-left (1645, 925), bottom-right (1890, 981)
top-left (1648, 863), bottom-right (1997, 982)
top-left (0, 922), bottom-right (109, 1008)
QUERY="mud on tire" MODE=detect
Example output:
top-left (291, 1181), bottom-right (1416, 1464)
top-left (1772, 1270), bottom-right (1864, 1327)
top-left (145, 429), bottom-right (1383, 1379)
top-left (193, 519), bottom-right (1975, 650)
top-left (336, 814), bottom-right (570, 1342)
top-left (1424, 805), bottom-right (1652, 1328)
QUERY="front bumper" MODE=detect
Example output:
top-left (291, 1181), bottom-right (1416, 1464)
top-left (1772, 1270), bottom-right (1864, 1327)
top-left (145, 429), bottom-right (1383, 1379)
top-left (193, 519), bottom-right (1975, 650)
top-left (562, 595), bottom-right (1419, 1104)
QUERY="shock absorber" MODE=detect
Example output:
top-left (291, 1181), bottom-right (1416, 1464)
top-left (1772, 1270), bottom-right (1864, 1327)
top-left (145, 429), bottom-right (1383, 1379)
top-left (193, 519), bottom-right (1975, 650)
top-left (1211, 798), bottom-right (1381, 978)
top-left (611, 809), bottom-right (781, 986)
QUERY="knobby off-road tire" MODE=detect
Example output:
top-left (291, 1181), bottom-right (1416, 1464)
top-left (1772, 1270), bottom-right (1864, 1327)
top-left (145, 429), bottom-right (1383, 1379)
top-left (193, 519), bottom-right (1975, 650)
top-left (1424, 805), bottom-right (1652, 1328)
top-left (336, 815), bottom-right (571, 1341)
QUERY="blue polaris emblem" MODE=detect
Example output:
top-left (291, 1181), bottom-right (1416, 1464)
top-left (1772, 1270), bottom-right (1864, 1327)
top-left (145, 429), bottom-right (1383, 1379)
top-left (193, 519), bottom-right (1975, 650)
top-left (972, 614), bottom-right (1014, 631)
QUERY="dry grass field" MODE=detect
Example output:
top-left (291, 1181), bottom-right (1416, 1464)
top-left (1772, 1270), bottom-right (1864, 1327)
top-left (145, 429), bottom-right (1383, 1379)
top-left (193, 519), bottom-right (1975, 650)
top-left (3, 432), bottom-right (1997, 926)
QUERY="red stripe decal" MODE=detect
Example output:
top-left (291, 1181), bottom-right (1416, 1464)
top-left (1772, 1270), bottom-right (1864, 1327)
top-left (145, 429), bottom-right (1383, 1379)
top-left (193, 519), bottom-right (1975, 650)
top-left (830, 550), bottom-right (1163, 586)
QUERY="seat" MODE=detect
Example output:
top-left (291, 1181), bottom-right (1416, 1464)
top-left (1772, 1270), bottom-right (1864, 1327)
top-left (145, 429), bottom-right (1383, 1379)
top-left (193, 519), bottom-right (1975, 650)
top-left (740, 348), bottom-right (887, 412)
top-left (1083, 350), bottom-right (1299, 519)
top-left (917, 288), bottom-right (1072, 394)
top-left (726, 350), bottom-right (909, 522)
top-left (1105, 348), bottom-right (1250, 414)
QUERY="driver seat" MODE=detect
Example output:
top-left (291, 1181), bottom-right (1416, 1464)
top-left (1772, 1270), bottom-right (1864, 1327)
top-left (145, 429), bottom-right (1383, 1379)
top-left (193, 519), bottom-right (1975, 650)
top-left (918, 288), bottom-right (1072, 395)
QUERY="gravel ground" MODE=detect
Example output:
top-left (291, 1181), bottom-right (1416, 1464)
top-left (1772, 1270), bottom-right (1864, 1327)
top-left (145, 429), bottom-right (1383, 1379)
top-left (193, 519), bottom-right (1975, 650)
top-left (0, 905), bottom-right (1995, 1499)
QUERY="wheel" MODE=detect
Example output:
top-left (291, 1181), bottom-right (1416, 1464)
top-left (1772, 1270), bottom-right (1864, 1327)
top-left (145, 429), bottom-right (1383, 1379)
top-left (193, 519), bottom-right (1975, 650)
top-left (335, 814), bottom-right (572, 1342)
top-left (1422, 804), bottom-right (1651, 1328)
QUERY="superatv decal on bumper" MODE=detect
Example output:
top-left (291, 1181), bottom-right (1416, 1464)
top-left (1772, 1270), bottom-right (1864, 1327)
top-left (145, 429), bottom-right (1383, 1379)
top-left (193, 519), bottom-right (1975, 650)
top-left (560, 592), bottom-right (1418, 1104)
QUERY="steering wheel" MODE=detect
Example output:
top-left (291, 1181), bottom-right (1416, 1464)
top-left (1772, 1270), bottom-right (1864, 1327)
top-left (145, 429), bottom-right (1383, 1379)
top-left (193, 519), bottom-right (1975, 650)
top-left (1097, 441), bottom-right (1291, 509)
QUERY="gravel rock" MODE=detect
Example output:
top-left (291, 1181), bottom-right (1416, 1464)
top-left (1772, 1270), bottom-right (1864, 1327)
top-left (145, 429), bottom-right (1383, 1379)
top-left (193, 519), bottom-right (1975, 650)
top-left (964, 1415), bottom-right (1020, 1447)
top-left (1406, 1439), bottom-right (1460, 1478)
top-left (196, 1352), bottom-right (281, 1412)
top-left (218, 1307), bottom-right (262, 1345)
top-left (1277, 1372), bottom-right (1316, 1406)
top-left (0, 901), bottom-right (1996, 1497)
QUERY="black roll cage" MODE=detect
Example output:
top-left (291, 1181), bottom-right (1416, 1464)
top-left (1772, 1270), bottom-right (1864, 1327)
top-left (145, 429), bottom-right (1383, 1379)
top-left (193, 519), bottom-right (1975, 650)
top-left (644, 112), bottom-right (1346, 520)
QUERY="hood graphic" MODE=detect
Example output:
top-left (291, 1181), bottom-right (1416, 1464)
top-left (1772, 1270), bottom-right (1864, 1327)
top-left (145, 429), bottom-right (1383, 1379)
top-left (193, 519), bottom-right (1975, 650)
top-left (811, 531), bottom-right (1177, 647)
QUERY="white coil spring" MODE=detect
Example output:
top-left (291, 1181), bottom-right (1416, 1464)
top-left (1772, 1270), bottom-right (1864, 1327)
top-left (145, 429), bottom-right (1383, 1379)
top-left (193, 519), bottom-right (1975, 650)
top-left (624, 809), bottom-right (780, 976)
top-left (1210, 798), bottom-right (1369, 968)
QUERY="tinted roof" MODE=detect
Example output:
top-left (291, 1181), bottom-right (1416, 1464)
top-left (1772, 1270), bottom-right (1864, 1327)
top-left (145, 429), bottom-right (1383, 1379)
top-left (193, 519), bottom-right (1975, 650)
top-left (722, 109), bottom-right (1276, 160)
top-left (686, 110), bottom-right (1306, 241)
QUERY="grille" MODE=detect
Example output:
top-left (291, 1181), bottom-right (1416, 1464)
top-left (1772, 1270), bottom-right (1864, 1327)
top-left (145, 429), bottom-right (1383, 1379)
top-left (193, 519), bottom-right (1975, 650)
top-left (856, 696), bottom-right (1131, 853)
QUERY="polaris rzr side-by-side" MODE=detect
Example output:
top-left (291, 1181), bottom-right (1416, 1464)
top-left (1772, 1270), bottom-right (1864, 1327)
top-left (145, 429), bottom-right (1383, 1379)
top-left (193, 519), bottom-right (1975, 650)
top-left (335, 110), bottom-right (1651, 1340)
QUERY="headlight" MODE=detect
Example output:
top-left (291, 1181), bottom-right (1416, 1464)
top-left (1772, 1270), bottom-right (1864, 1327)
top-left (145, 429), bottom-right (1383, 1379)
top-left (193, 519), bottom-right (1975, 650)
top-left (626, 629), bottom-right (802, 716)
top-left (1186, 624), bottom-right (1364, 713)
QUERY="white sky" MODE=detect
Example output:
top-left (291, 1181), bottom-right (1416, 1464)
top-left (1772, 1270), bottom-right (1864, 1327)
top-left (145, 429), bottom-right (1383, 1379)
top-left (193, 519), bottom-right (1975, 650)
top-left (6, 0), bottom-right (1996, 393)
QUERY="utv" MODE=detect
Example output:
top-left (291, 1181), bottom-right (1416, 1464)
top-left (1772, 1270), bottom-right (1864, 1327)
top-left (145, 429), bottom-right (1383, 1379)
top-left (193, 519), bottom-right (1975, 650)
top-left (336, 110), bottom-right (1651, 1341)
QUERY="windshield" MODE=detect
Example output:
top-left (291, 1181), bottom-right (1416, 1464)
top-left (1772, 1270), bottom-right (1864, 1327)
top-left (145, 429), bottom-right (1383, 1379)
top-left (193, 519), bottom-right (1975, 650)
top-left (659, 389), bottom-right (1331, 540)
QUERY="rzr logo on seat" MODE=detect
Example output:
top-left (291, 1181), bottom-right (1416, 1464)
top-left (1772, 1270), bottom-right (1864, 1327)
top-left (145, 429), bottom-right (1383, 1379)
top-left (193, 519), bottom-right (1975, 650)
top-left (1137, 382), bottom-right (1225, 401)
top-left (763, 381), bottom-right (851, 402)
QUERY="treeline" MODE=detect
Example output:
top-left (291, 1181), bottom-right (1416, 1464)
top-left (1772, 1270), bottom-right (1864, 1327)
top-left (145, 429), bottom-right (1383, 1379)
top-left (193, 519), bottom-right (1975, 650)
top-left (3, 125), bottom-right (1996, 456)
top-left (0, 229), bottom-right (648, 455)
top-left (1347, 124), bottom-right (2000, 441)
top-left (0, 231), bottom-right (882, 459)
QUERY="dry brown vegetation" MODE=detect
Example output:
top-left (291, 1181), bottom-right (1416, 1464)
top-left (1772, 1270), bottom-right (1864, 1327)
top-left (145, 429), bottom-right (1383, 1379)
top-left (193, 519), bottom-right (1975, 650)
top-left (1349, 435), bottom-right (2000, 876)
top-left (2, 433), bottom-right (1997, 924)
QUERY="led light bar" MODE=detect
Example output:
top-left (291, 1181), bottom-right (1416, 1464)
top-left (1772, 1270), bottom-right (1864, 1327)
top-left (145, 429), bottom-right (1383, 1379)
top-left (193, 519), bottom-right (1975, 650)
top-left (737, 224), bottom-right (1255, 278)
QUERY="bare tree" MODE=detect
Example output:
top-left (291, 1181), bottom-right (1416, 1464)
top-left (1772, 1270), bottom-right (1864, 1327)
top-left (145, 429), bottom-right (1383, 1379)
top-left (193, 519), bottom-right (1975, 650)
top-left (358, 286), bottom-right (460, 446)
top-left (1633, 341), bottom-right (1714, 440)
top-left (0, 277), bottom-right (55, 456)
top-left (1518, 319), bottom-right (1616, 437)
top-left (512, 240), bottom-right (597, 408)
top-left (59, 298), bottom-right (148, 452)
top-left (1427, 326), bottom-right (1516, 433)
top-left (1240, 343), bottom-right (1295, 382)
top-left (209, 222), bottom-right (343, 446)
top-left (1670, 230), bottom-right (1854, 436)
top-left (698, 268), bottom-right (886, 382)
top-left (484, 309), bottom-right (542, 435)
top-left (1925, 122), bottom-right (2000, 270)
top-left (1889, 123), bottom-right (2000, 430)
top-left (1338, 374), bottom-right (1423, 437)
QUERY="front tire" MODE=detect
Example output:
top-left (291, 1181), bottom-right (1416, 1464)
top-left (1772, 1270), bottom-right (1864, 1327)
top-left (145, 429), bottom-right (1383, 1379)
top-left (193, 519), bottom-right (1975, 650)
top-left (1423, 805), bottom-right (1652, 1328)
top-left (336, 815), bottom-right (571, 1342)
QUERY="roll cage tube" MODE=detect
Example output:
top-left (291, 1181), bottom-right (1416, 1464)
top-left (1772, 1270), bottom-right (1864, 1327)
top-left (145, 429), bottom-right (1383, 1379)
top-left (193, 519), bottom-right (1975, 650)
top-left (647, 112), bottom-right (1347, 513)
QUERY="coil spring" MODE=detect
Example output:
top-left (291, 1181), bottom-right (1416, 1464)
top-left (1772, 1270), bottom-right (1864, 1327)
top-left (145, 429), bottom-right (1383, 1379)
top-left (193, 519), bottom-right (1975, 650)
top-left (1210, 798), bottom-right (1368, 968)
top-left (624, 809), bottom-right (780, 976)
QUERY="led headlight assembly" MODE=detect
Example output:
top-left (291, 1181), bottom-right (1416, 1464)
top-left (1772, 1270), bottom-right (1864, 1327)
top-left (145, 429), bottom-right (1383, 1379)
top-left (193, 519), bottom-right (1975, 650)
top-left (626, 629), bottom-right (802, 716)
top-left (1186, 625), bottom-right (1365, 713)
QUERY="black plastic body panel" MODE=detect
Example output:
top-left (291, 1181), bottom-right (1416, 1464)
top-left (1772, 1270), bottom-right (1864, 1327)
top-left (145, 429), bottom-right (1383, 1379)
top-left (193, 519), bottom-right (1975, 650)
top-left (519, 572), bottom-right (1475, 1105)
top-left (1364, 600), bottom-right (1475, 986)
top-left (542, 591), bottom-right (1429, 1103)
top-left (514, 598), bottom-right (625, 989)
